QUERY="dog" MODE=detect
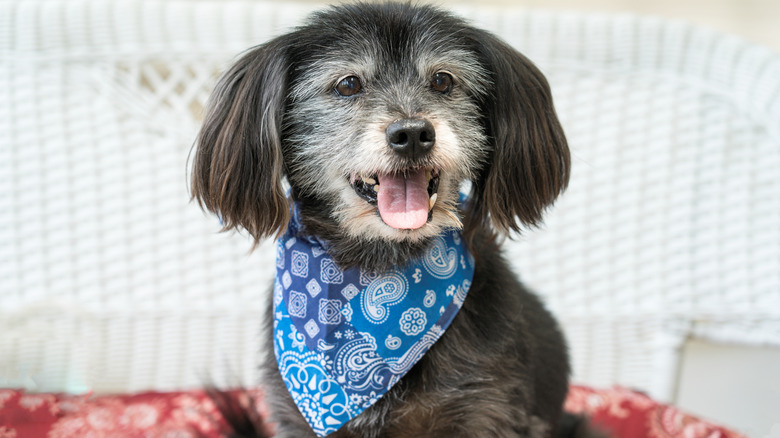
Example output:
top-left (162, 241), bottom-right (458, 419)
top-left (191, 3), bottom-right (598, 437)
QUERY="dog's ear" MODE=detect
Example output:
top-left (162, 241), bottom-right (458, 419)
top-left (465, 30), bottom-right (570, 236)
top-left (190, 38), bottom-right (291, 243)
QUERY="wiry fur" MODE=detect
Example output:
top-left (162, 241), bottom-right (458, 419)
top-left (192, 2), bottom-right (602, 437)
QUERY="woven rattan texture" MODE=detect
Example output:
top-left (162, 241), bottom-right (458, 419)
top-left (2, 1), bottom-right (779, 400)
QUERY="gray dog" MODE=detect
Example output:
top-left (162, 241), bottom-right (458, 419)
top-left (192, 3), bottom-right (600, 437)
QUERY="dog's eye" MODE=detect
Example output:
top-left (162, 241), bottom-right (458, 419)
top-left (430, 72), bottom-right (453, 94)
top-left (335, 76), bottom-right (362, 97)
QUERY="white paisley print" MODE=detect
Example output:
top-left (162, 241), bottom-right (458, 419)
top-left (274, 209), bottom-right (474, 437)
top-left (421, 236), bottom-right (459, 279)
top-left (278, 349), bottom-right (354, 436)
top-left (360, 271), bottom-right (408, 324)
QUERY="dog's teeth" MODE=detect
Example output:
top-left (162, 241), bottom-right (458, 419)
top-left (373, 184), bottom-right (380, 192)
top-left (363, 176), bottom-right (376, 185)
top-left (429, 193), bottom-right (437, 210)
top-left (426, 169), bottom-right (432, 181)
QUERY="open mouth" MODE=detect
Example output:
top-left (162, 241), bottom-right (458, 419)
top-left (349, 168), bottom-right (440, 230)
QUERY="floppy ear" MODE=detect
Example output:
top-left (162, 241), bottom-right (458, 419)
top-left (190, 38), bottom-right (291, 243)
top-left (465, 30), bottom-right (570, 236)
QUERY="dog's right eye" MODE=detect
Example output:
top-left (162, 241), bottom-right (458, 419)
top-left (335, 76), bottom-right (362, 97)
top-left (430, 72), bottom-right (453, 94)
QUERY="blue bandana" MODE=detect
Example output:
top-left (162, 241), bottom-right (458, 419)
top-left (272, 207), bottom-right (475, 437)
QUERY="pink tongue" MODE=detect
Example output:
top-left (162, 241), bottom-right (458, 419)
top-left (377, 169), bottom-right (430, 230)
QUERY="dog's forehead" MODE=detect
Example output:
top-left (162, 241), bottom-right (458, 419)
top-left (300, 3), bottom-right (465, 55)
top-left (288, 3), bottom-right (487, 96)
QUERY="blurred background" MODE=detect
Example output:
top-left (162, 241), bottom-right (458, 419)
top-left (1, 0), bottom-right (779, 437)
top-left (447, 0), bottom-right (780, 53)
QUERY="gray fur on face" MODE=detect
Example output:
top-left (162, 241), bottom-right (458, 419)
top-left (285, 43), bottom-right (489, 242)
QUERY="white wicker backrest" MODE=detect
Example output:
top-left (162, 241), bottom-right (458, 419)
top-left (2, 1), bottom-right (779, 400)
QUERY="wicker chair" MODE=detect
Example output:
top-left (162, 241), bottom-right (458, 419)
top-left (1, 0), bottom-right (778, 411)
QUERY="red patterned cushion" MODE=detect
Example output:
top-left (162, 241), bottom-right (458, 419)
top-left (0, 386), bottom-right (742, 437)
top-left (565, 385), bottom-right (744, 438)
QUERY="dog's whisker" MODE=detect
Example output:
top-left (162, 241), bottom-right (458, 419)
top-left (437, 202), bottom-right (463, 229)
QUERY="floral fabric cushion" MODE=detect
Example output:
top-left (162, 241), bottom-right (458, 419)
top-left (0, 386), bottom-right (743, 438)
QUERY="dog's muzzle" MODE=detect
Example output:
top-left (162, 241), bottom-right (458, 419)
top-left (347, 118), bottom-right (442, 230)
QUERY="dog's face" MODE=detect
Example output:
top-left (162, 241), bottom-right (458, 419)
top-left (192, 3), bottom-right (569, 262)
top-left (284, 9), bottom-right (491, 243)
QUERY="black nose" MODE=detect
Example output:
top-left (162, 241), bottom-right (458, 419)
top-left (386, 118), bottom-right (435, 159)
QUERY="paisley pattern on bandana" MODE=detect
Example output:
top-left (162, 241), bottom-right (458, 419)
top-left (273, 207), bottom-right (475, 437)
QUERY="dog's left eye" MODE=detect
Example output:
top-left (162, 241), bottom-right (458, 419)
top-left (430, 72), bottom-right (453, 94)
top-left (335, 76), bottom-right (362, 97)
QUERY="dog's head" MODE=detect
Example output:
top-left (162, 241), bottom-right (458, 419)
top-left (191, 2), bottom-right (569, 264)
